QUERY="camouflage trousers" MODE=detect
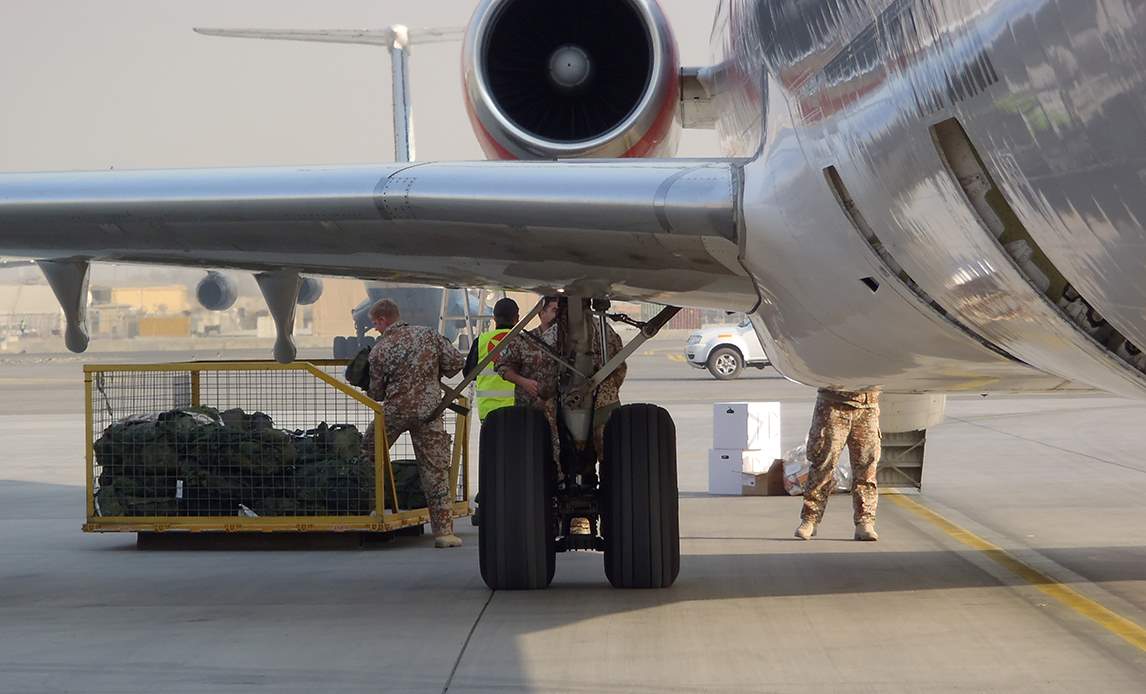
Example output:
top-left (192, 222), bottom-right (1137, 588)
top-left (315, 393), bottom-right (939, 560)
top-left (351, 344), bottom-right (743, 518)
top-left (363, 412), bottom-right (455, 537)
top-left (592, 402), bottom-right (620, 465)
top-left (569, 401), bottom-right (620, 483)
top-left (551, 401), bottom-right (621, 484)
top-left (517, 396), bottom-right (562, 479)
top-left (800, 398), bottom-right (881, 525)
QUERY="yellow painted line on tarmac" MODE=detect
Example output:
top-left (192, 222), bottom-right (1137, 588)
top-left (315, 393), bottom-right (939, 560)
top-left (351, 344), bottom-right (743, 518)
top-left (886, 493), bottom-right (1146, 653)
top-left (668, 354), bottom-right (686, 363)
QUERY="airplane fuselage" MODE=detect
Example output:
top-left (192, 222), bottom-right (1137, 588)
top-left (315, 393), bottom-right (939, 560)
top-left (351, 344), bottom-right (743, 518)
top-left (714, 0), bottom-right (1146, 398)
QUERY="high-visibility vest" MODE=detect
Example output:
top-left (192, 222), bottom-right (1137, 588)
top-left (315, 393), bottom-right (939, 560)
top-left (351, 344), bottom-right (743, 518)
top-left (476, 329), bottom-right (516, 420)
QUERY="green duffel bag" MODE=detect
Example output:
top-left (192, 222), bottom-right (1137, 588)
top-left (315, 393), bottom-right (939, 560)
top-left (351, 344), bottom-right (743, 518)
top-left (290, 423), bottom-right (362, 465)
top-left (94, 417), bottom-right (177, 472)
top-left (383, 458), bottom-right (426, 511)
top-left (219, 408), bottom-right (274, 433)
top-left (294, 456), bottom-right (375, 515)
top-left (94, 482), bottom-right (179, 517)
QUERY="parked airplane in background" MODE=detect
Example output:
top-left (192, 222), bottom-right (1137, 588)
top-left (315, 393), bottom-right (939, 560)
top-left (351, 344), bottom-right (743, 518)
top-left (2, 0), bottom-right (1143, 589)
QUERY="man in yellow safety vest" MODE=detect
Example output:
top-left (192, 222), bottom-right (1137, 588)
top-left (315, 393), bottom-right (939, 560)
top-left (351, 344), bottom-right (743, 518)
top-left (465, 298), bottom-right (520, 421)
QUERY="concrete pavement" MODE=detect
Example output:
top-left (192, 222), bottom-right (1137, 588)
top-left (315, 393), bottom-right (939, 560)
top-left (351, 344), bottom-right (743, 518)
top-left (2, 335), bottom-right (1145, 692)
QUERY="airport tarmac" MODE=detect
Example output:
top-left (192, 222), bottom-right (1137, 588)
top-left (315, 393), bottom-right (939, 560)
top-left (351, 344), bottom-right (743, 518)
top-left (2, 334), bottom-right (1146, 692)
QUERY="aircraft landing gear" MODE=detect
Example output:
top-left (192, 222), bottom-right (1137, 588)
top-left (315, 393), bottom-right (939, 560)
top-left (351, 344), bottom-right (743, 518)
top-left (476, 301), bottom-right (683, 590)
top-left (476, 403), bottom-right (680, 590)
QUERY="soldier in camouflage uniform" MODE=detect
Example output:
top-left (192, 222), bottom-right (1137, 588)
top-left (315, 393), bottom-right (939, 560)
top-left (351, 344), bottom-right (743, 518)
top-left (795, 388), bottom-right (882, 542)
top-left (362, 299), bottom-right (466, 548)
top-left (494, 296), bottom-right (563, 467)
top-left (563, 312), bottom-right (626, 482)
top-left (563, 308), bottom-right (627, 536)
top-left (590, 318), bottom-right (625, 462)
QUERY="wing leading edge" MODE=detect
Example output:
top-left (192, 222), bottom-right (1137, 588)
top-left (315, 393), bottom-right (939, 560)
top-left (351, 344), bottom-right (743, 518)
top-left (0, 159), bottom-right (755, 309)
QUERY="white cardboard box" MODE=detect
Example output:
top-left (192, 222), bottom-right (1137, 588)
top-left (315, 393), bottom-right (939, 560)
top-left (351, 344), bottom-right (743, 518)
top-left (708, 449), bottom-right (773, 495)
top-left (713, 401), bottom-right (781, 457)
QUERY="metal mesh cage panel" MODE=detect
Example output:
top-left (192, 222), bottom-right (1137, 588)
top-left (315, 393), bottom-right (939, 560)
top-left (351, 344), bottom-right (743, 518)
top-left (87, 363), bottom-right (467, 522)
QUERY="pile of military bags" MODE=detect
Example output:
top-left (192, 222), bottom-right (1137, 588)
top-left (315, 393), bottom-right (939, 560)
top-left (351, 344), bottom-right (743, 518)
top-left (93, 407), bottom-right (424, 517)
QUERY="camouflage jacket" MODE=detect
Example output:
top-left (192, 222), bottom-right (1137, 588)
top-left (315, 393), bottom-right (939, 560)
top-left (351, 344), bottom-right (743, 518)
top-left (586, 319), bottom-right (625, 408)
top-left (495, 325), bottom-right (562, 409)
top-left (368, 322), bottom-right (465, 420)
top-left (816, 388), bottom-right (881, 409)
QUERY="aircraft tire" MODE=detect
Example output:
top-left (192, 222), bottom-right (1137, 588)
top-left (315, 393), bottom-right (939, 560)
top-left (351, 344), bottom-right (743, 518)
top-left (478, 406), bottom-right (557, 590)
top-left (602, 404), bottom-right (680, 589)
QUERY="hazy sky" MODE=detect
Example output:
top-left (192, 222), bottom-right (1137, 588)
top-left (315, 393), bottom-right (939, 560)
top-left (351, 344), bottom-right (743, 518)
top-left (0, 0), bottom-right (722, 172)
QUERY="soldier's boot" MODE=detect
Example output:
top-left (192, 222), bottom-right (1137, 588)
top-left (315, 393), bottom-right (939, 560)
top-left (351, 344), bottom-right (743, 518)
top-left (854, 521), bottom-right (879, 541)
top-left (434, 534), bottom-right (463, 548)
top-left (794, 519), bottom-right (818, 540)
top-left (570, 517), bottom-right (592, 536)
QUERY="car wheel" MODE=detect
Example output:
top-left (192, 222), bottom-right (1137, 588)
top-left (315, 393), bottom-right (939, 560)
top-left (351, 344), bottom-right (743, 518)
top-left (707, 347), bottom-right (743, 380)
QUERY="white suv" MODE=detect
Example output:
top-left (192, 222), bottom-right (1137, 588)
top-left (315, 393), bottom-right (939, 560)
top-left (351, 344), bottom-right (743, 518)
top-left (684, 320), bottom-right (771, 380)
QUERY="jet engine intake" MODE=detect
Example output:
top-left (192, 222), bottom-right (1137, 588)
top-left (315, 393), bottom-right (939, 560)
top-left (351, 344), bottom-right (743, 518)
top-left (196, 271), bottom-right (238, 311)
top-left (464, 0), bottom-right (680, 159)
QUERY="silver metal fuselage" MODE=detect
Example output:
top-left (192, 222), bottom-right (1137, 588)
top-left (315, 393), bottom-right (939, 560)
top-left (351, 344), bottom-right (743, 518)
top-left (713, 0), bottom-right (1146, 398)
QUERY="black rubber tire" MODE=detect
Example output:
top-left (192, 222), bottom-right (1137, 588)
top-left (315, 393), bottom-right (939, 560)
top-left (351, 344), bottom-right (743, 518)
top-left (333, 336), bottom-right (350, 360)
top-left (357, 335), bottom-right (377, 351)
top-left (707, 346), bottom-right (743, 380)
top-left (479, 406), bottom-right (557, 590)
top-left (602, 404), bottom-right (680, 589)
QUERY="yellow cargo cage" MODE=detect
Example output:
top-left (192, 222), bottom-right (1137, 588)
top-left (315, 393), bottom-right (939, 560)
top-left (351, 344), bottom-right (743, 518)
top-left (82, 360), bottom-right (470, 533)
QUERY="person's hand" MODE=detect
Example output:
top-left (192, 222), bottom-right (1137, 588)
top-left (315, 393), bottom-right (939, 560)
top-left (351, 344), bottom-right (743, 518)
top-left (521, 378), bottom-right (541, 398)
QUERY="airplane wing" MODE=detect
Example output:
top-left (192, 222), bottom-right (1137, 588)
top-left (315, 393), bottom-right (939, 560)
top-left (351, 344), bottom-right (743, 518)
top-left (0, 159), bottom-right (755, 310)
top-left (193, 26), bottom-right (467, 47)
top-left (0, 257), bottom-right (34, 270)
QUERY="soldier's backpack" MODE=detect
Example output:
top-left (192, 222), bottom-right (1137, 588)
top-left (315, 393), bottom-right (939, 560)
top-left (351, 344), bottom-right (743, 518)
top-left (344, 347), bottom-right (371, 391)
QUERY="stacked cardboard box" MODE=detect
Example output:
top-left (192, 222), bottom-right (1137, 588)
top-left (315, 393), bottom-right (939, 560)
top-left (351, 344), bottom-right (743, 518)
top-left (707, 402), bottom-right (781, 495)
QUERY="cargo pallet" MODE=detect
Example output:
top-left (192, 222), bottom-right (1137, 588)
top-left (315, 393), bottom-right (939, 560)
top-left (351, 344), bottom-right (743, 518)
top-left (83, 360), bottom-right (470, 535)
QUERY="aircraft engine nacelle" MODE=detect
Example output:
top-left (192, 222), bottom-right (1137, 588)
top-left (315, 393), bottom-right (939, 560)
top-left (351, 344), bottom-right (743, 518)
top-left (463, 0), bottom-right (680, 160)
top-left (296, 276), bottom-right (324, 306)
top-left (196, 271), bottom-right (238, 311)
